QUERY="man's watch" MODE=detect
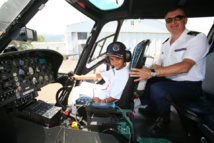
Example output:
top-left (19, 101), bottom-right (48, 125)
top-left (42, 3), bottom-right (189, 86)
top-left (151, 69), bottom-right (157, 77)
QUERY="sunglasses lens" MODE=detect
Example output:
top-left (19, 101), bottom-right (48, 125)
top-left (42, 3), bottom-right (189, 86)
top-left (174, 16), bottom-right (184, 21)
top-left (166, 18), bottom-right (172, 23)
top-left (166, 15), bottom-right (184, 23)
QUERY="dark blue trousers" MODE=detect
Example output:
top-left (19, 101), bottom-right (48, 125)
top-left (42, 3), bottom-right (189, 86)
top-left (140, 77), bottom-right (203, 116)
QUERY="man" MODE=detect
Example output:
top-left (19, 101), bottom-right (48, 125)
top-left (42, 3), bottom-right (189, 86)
top-left (130, 6), bottom-right (209, 134)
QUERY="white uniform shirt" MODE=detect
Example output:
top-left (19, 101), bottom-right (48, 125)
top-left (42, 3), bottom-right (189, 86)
top-left (100, 66), bottom-right (129, 99)
top-left (155, 29), bottom-right (209, 81)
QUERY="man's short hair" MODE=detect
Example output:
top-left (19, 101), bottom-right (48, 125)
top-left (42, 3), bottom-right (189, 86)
top-left (164, 6), bottom-right (188, 18)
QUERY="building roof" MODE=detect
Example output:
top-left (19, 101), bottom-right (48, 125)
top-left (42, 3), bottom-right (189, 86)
top-left (66, 19), bottom-right (169, 33)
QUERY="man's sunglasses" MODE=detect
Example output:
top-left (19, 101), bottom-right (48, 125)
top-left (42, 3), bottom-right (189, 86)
top-left (165, 15), bottom-right (185, 24)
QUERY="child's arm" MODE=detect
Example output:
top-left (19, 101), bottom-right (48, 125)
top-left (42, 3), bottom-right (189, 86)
top-left (73, 73), bottom-right (102, 80)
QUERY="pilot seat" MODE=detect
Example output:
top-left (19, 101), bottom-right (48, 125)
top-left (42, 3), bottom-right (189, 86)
top-left (72, 39), bottom-right (152, 143)
top-left (172, 23), bottom-right (214, 143)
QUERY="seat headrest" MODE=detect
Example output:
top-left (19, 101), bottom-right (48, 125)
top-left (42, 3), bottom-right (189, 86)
top-left (129, 39), bottom-right (151, 70)
top-left (116, 39), bottom-right (151, 109)
top-left (202, 52), bottom-right (214, 96)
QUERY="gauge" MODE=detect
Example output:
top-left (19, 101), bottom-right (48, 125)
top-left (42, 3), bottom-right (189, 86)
top-left (16, 82), bottom-right (20, 86)
top-left (36, 66), bottom-right (40, 73)
top-left (39, 76), bottom-right (43, 82)
top-left (29, 67), bottom-right (34, 75)
top-left (16, 89), bottom-right (21, 99)
top-left (30, 59), bottom-right (34, 63)
top-left (42, 65), bottom-right (46, 71)
top-left (18, 69), bottom-right (25, 76)
top-left (14, 77), bottom-right (18, 81)
top-left (17, 86), bottom-right (22, 92)
top-left (13, 60), bottom-right (18, 67)
top-left (44, 75), bottom-right (48, 81)
top-left (32, 77), bottom-right (37, 84)
top-left (23, 79), bottom-right (28, 85)
top-left (13, 72), bottom-right (17, 77)
top-left (25, 59), bottom-right (29, 65)
top-left (19, 59), bottom-right (24, 66)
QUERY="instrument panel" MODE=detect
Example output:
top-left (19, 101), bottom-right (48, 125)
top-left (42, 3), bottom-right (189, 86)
top-left (0, 49), bottom-right (63, 108)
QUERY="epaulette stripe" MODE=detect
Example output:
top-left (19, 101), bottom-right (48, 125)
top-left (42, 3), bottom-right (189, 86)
top-left (187, 31), bottom-right (200, 36)
top-left (162, 38), bottom-right (169, 44)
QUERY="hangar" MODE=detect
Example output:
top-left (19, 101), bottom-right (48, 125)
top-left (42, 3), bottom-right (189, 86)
top-left (65, 19), bottom-right (170, 60)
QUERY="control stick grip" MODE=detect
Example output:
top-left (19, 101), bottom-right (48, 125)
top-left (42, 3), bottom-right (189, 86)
top-left (68, 71), bottom-right (74, 77)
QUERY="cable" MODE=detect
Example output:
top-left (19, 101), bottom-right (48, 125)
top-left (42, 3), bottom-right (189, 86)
top-left (115, 106), bottom-right (133, 143)
top-left (54, 126), bottom-right (64, 143)
top-left (69, 112), bottom-right (87, 126)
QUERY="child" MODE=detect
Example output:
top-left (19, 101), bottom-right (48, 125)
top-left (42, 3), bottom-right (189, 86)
top-left (71, 41), bottom-right (129, 113)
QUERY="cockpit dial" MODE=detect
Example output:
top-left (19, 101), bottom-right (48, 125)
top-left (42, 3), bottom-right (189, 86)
top-left (18, 69), bottom-right (25, 76)
top-left (13, 60), bottom-right (18, 67)
top-left (28, 67), bottom-right (34, 75)
top-left (19, 59), bottom-right (24, 66)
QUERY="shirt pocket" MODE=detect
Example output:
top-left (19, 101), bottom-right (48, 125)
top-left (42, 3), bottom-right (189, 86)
top-left (172, 49), bottom-right (186, 63)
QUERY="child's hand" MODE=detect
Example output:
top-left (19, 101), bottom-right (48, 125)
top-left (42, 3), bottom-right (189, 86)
top-left (68, 71), bottom-right (74, 77)
top-left (68, 71), bottom-right (80, 80)
top-left (73, 75), bottom-right (81, 80)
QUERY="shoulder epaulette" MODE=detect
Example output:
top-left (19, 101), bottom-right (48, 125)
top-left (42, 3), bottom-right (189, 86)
top-left (187, 31), bottom-right (200, 36)
top-left (162, 38), bottom-right (169, 44)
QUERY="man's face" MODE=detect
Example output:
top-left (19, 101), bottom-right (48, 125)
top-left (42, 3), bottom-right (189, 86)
top-left (165, 9), bottom-right (187, 36)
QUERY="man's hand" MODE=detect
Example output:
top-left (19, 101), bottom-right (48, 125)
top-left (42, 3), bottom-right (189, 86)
top-left (129, 58), bottom-right (195, 82)
top-left (130, 68), bottom-right (152, 82)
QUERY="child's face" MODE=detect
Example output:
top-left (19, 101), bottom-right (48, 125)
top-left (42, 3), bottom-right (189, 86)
top-left (109, 56), bottom-right (125, 70)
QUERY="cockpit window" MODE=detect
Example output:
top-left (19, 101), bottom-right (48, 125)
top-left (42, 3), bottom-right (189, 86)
top-left (86, 21), bottom-right (118, 71)
top-left (88, 0), bottom-right (124, 11)
top-left (0, 0), bottom-right (30, 36)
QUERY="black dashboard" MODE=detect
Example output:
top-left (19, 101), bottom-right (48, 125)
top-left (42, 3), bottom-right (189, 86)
top-left (0, 49), bottom-right (63, 108)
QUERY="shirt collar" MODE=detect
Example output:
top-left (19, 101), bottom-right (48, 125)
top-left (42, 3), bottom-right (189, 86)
top-left (169, 28), bottom-right (189, 43)
top-left (178, 28), bottom-right (189, 41)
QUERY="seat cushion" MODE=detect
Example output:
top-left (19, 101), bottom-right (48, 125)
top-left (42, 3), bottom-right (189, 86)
top-left (177, 52), bottom-right (214, 116)
top-left (76, 94), bottom-right (92, 105)
top-left (204, 115), bottom-right (214, 130)
top-left (179, 97), bottom-right (214, 115)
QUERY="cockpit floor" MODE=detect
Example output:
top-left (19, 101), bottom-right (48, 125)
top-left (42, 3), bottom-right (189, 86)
top-left (133, 106), bottom-right (202, 143)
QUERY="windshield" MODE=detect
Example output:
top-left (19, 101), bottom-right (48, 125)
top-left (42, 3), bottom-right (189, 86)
top-left (0, 0), bottom-right (30, 36)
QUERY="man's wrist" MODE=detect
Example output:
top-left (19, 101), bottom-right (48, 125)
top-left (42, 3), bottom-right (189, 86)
top-left (151, 69), bottom-right (157, 77)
